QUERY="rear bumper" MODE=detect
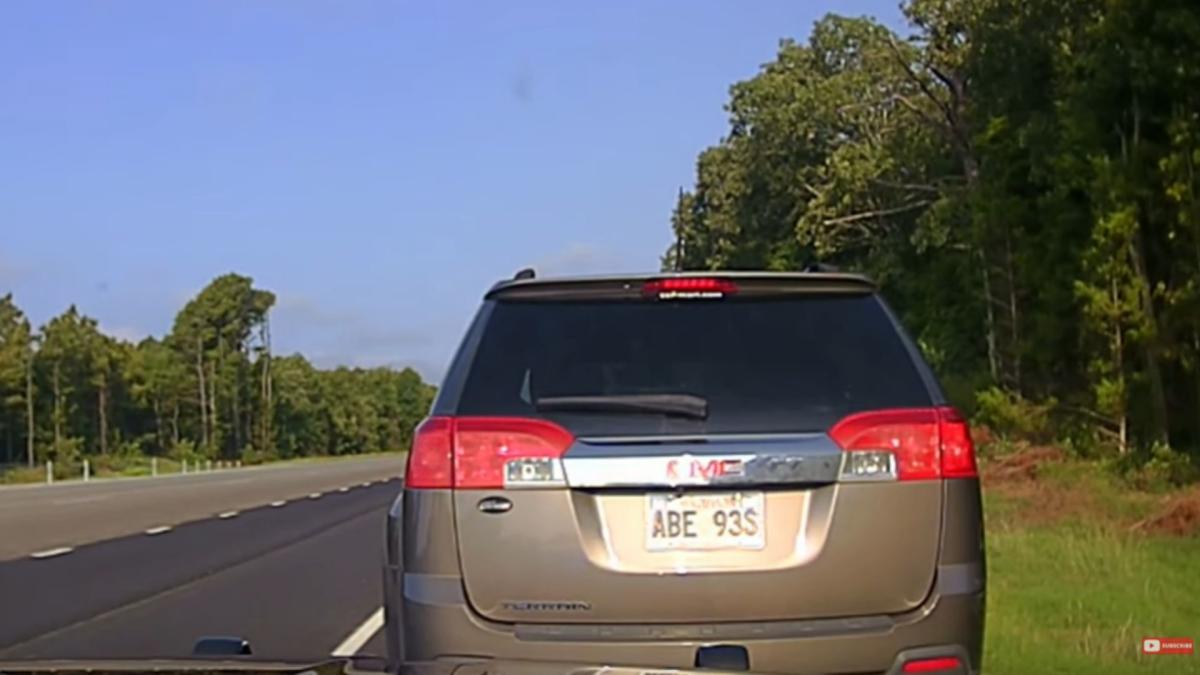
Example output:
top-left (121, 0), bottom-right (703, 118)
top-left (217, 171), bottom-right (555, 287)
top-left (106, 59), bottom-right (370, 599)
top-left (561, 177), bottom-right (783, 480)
top-left (385, 563), bottom-right (984, 675)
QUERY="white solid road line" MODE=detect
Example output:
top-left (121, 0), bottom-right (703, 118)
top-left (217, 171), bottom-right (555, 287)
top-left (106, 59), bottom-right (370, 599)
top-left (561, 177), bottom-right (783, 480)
top-left (269, 500), bottom-right (287, 507)
top-left (308, 492), bottom-right (322, 499)
top-left (218, 510), bottom-right (239, 519)
top-left (30, 547), bottom-right (74, 559)
top-left (144, 525), bottom-right (172, 535)
top-left (331, 607), bottom-right (385, 657)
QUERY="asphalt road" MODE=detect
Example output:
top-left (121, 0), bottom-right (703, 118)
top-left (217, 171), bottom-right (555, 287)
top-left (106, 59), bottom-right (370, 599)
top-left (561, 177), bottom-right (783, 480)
top-left (0, 455), bottom-right (404, 560)
top-left (0, 457), bottom-right (402, 662)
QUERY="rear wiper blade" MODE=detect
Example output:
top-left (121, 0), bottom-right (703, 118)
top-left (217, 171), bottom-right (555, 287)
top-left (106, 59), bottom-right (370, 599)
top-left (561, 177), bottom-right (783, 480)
top-left (535, 394), bottom-right (708, 420)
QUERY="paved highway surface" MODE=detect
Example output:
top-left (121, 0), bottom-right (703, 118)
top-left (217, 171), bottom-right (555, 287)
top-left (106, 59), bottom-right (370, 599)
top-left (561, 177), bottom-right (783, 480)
top-left (0, 456), bottom-right (404, 560)
top-left (0, 456), bottom-right (402, 662)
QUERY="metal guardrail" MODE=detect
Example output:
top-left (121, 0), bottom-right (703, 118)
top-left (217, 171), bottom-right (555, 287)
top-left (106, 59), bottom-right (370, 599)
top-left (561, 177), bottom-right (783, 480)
top-left (0, 457), bottom-right (244, 486)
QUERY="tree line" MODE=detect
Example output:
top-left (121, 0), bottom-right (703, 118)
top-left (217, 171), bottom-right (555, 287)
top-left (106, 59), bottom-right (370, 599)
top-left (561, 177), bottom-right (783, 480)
top-left (0, 274), bottom-right (435, 468)
top-left (664, 0), bottom-right (1200, 464)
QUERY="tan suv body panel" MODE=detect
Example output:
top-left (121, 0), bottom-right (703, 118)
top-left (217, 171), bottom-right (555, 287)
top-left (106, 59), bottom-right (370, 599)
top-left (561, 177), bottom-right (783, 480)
top-left (453, 482), bottom-right (940, 623)
top-left (385, 480), bottom-right (984, 674)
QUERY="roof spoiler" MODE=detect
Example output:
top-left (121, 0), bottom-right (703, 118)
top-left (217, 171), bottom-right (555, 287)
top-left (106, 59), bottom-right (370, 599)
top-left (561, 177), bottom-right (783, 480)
top-left (486, 271), bottom-right (875, 301)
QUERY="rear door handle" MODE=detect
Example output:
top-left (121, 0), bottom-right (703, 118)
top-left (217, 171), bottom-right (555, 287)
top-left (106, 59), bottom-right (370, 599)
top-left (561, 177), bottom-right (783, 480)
top-left (477, 496), bottom-right (512, 514)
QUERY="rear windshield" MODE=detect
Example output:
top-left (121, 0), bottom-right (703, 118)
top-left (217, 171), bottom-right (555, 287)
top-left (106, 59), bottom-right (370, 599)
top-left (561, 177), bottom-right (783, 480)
top-left (455, 294), bottom-right (931, 436)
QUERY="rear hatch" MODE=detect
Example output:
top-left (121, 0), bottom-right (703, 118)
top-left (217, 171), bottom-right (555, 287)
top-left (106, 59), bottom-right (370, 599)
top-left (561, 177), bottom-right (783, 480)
top-left (416, 275), bottom-right (964, 624)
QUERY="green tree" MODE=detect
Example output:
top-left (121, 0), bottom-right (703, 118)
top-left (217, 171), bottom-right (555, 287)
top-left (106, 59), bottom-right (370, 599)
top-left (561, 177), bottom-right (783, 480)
top-left (270, 354), bottom-right (328, 459)
top-left (0, 294), bottom-right (36, 465)
top-left (169, 273), bottom-right (276, 458)
top-left (124, 338), bottom-right (189, 453)
top-left (665, 0), bottom-right (1200, 457)
top-left (38, 307), bottom-right (106, 460)
top-left (7, 274), bottom-right (431, 470)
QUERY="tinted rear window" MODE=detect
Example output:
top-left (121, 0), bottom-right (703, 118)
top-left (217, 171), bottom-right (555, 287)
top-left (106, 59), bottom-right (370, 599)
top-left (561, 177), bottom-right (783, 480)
top-left (455, 295), bottom-right (931, 436)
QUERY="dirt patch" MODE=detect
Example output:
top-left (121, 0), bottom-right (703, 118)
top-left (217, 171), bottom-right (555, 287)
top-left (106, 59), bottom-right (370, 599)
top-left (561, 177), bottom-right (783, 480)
top-left (989, 470), bottom-right (1102, 528)
top-left (980, 445), bottom-right (1101, 528)
top-left (981, 445), bottom-right (1066, 485)
top-left (1131, 489), bottom-right (1200, 537)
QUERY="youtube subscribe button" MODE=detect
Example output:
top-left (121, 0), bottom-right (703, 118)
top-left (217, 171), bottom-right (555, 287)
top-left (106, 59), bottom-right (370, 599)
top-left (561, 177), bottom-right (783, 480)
top-left (1142, 637), bottom-right (1194, 655)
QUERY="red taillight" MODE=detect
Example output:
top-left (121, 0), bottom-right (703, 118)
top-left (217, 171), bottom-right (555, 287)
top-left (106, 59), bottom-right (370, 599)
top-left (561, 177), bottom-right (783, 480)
top-left (405, 416), bottom-right (575, 490)
top-left (406, 417), bottom-right (454, 488)
top-left (829, 406), bottom-right (977, 481)
top-left (453, 417), bottom-right (574, 488)
top-left (642, 277), bottom-right (737, 296)
top-left (830, 408), bottom-right (940, 479)
top-left (901, 656), bottom-right (963, 672)
top-left (938, 407), bottom-right (977, 477)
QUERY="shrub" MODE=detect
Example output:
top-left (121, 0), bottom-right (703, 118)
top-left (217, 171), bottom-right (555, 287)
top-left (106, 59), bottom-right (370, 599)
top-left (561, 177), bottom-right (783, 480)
top-left (974, 387), bottom-right (1056, 443)
top-left (239, 445), bottom-right (278, 465)
top-left (1112, 443), bottom-right (1200, 491)
top-left (114, 436), bottom-right (147, 458)
top-left (168, 439), bottom-right (202, 462)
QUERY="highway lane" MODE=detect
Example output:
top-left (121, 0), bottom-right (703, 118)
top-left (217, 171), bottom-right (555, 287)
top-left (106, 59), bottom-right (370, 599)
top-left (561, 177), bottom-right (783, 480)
top-left (0, 455), bottom-right (405, 560)
top-left (0, 477), bottom-right (398, 661)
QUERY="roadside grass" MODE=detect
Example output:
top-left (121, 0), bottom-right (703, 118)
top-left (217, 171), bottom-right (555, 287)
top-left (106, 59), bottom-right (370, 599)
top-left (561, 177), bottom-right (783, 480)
top-left (981, 457), bottom-right (1200, 674)
top-left (0, 465), bottom-right (44, 484)
top-left (241, 450), bottom-right (399, 466)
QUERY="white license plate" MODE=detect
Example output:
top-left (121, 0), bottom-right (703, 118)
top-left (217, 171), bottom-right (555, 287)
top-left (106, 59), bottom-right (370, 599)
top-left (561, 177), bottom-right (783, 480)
top-left (645, 491), bottom-right (765, 551)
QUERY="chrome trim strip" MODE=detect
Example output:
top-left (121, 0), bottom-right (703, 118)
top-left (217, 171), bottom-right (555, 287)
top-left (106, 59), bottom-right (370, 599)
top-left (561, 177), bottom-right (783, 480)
top-left (563, 455), bottom-right (755, 488)
top-left (562, 436), bottom-right (846, 487)
top-left (577, 432), bottom-right (829, 445)
top-left (563, 452), bottom-right (843, 488)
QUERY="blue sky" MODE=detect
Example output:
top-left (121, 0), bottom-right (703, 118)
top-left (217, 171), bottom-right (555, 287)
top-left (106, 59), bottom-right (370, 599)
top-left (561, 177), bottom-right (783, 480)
top-left (1, 1), bottom-right (903, 382)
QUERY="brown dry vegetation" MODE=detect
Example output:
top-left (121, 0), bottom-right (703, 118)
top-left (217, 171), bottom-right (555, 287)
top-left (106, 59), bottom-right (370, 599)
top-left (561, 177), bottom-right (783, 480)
top-left (979, 444), bottom-right (1200, 537)
top-left (1130, 488), bottom-right (1200, 537)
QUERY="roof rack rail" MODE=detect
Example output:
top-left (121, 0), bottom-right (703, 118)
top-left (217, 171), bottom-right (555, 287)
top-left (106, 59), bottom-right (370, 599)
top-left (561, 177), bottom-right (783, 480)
top-left (513, 267), bottom-right (537, 280)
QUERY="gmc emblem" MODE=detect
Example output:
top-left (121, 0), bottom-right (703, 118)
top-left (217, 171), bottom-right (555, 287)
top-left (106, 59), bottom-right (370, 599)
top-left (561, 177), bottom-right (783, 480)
top-left (666, 457), bottom-right (745, 481)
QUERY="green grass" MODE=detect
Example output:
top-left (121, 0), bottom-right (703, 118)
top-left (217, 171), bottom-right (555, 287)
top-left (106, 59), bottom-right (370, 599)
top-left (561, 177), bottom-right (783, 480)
top-left (241, 450), bottom-right (398, 466)
top-left (982, 467), bottom-right (1200, 674)
top-left (0, 465), bottom-right (47, 484)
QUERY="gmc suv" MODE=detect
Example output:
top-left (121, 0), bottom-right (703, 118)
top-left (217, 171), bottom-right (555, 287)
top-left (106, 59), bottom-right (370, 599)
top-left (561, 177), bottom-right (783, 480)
top-left (385, 271), bottom-right (985, 675)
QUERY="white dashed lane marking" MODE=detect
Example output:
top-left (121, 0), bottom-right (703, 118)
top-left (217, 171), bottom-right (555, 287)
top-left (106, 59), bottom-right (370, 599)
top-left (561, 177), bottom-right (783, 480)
top-left (218, 511), bottom-right (239, 519)
top-left (30, 547), bottom-right (74, 559)
top-left (144, 526), bottom-right (172, 535)
top-left (308, 492), bottom-right (322, 499)
top-left (270, 500), bottom-right (287, 507)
